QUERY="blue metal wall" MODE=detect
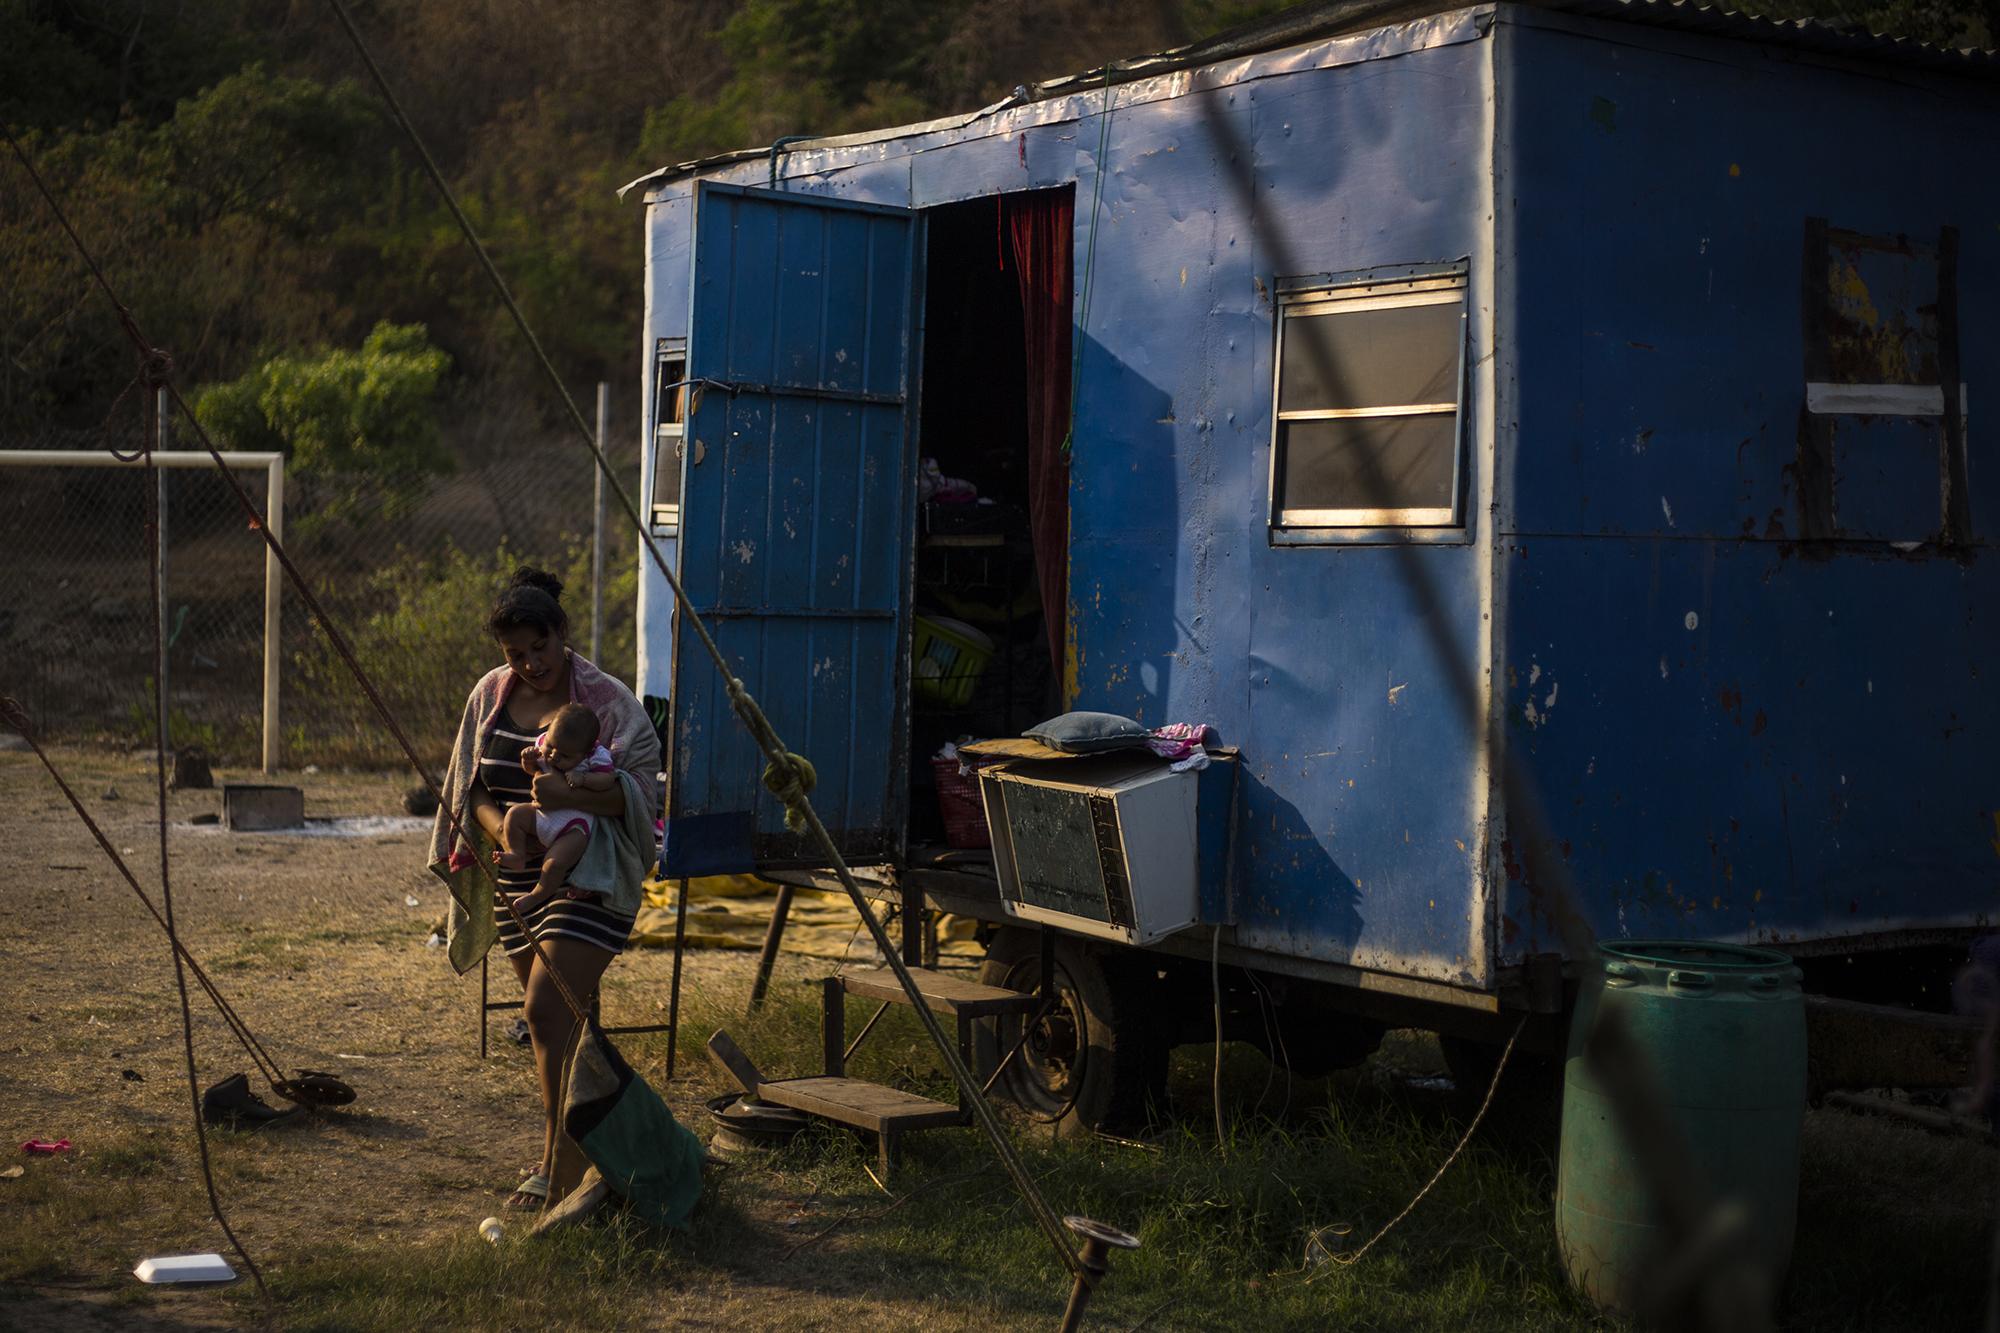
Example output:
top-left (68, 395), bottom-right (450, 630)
top-left (636, 5), bottom-right (1995, 988)
top-left (641, 13), bottom-right (1501, 985)
top-left (1062, 41), bottom-right (1497, 986)
top-left (1495, 10), bottom-right (2000, 960)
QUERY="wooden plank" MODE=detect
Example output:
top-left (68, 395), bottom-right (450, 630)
top-left (821, 976), bottom-right (845, 1077)
top-left (958, 737), bottom-right (1081, 762)
top-left (757, 1076), bottom-right (964, 1133)
top-left (706, 1029), bottom-right (764, 1097)
top-left (838, 966), bottom-right (1038, 1018)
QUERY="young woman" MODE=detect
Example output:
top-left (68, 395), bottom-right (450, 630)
top-left (428, 566), bottom-right (659, 1210)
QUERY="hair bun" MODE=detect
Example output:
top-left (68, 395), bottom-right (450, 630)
top-left (510, 566), bottom-right (564, 602)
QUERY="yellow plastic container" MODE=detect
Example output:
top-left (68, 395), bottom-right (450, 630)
top-left (912, 615), bottom-right (994, 708)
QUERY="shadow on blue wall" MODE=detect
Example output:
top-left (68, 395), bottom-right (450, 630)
top-left (1236, 765), bottom-right (1364, 960)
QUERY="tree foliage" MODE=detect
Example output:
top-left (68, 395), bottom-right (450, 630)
top-left (4, 0), bottom-right (1993, 444)
top-left (195, 321), bottom-right (452, 528)
top-left (0, 59), bottom-right (385, 425)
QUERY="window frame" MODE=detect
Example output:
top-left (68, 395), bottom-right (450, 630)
top-left (1267, 266), bottom-right (1470, 542)
top-left (651, 337), bottom-right (687, 536)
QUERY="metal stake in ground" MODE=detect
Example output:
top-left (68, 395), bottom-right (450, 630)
top-left (1056, 1215), bottom-right (1140, 1333)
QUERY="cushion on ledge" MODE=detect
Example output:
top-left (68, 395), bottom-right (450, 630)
top-left (1023, 711), bottom-right (1151, 755)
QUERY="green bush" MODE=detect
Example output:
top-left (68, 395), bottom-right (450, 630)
top-left (290, 534), bottom-right (637, 768)
top-left (196, 321), bottom-right (452, 533)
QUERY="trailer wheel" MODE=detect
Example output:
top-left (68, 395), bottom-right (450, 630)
top-left (974, 928), bottom-right (1166, 1137)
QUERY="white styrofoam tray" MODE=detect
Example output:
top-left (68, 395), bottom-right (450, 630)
top-left (133, 1253), bottom-right (237, 1284)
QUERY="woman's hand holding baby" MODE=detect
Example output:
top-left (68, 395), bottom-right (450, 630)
top-left (529, 771), bottom-right (575, 808)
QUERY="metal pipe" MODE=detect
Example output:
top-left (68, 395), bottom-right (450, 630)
top-left (591, 382), bottom-right (607, 665)
top-left (262, 457), bottom-right (283, 773)
top-left (666, 878), bottom-right (690, 1078)
top-left (767, 135), bottom-right (813, 189)
top-left (842, 1000), bottom-right (894, 1064)
top-left (747, 882), bottom-right (797, 1013)
top-left (154, 390), bottom-right (170, 755)
top-left (0, 450), bottom-right (281, 469)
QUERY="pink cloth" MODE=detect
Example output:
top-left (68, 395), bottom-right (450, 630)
top-left (1145, 722), bottom-right (1217, 772)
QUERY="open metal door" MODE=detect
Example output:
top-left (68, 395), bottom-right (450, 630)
top-left (662, 182), bottom-right (920, 875)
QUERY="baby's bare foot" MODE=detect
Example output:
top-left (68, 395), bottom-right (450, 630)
top-left (496, 849), bottom-right (528, 871)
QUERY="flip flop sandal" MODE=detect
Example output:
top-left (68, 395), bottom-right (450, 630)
top-left (505, 1172), bottom-right (549, 1210)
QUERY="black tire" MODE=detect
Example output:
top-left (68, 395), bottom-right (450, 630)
top-left (973, 928), bottom-right (1167, 1137)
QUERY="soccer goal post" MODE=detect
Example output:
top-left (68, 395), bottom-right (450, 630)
top-left (0, 448), bottom-right (285, 773)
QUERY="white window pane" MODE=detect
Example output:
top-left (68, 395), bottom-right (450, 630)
top-left (1279, 302), bottom-right (1460, 413)
top-left (1277, 415), bottom-right (1456, 517)
top-left (654, 428), bottom-right (683, 510)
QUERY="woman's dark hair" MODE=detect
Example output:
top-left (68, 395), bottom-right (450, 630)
top-left (488, 566), bottom-right (568, 640)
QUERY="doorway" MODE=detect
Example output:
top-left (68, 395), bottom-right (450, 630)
top-left (907, 186), bottom-right (1075, 846)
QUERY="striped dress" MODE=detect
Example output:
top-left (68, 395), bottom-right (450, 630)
top-left (480, 715), bottom-right (636, 958)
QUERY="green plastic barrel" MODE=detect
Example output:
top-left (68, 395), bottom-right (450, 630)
top-left (1555, 940), bottom-right (1806, 1311)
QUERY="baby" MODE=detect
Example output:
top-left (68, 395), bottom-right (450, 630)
top-left (498, 702), bottom-right (616, 910)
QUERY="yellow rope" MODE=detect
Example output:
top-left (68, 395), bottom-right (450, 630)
top-left (761, 752), bottom-right (818, 833)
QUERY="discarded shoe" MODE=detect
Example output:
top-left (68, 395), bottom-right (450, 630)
top-left (510, 1018), bottom-right (532, 1046)
top-left (200, 1073), bottom-right (299, 1129)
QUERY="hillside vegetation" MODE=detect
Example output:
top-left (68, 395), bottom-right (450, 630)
top-left (5, 0), bottom-right (1990, 443)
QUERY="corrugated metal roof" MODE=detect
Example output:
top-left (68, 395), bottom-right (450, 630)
top-left (621, 0), bottom-right (1998, 197)
top-left (1033, 0), bottom-right (1995, 95)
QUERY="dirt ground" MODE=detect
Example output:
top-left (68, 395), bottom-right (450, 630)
top-left (6, 746), bottom-right (1995, 1332)
top-left (0, 747), bottom-right (995, 1332)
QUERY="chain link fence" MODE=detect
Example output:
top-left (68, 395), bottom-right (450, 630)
top-left (3, 403), bottom-right (641, 770)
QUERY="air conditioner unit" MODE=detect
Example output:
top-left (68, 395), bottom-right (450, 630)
top-left (978, 752), bottom-right (1200, 945)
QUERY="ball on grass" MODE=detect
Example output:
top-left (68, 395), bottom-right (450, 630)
top-left (478, 1217), bottom-right (504, 1243)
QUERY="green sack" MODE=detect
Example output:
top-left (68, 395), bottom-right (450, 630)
top-left (561, 1022), bottom-right (705, 1228)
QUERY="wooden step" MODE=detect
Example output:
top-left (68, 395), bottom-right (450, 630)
top-left (837, 966), bottom-right (1039, 1018)
top-left (754, 1076), bottom-right (965, 1134)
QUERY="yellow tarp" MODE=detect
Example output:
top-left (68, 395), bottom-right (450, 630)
top-left (630, 874), bottom-right (982, 960)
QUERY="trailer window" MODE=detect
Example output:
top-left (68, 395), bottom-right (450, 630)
top-left (651, 339), bottom-right (686, 535)
top-left (1269, 273), bottom-right (1467, 533)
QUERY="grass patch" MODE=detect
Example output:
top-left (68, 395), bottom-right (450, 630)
top-left (5, 977), bottom-right (1991, 1331)
top-left (211, 922), bottom-right (415, 972)
top-left (271, 1208), bottom-right (757, 1332)
top-left (83, 1137), bottom-right (177, 1179)
top-left (0, 1134), bottom-right (203, 1286)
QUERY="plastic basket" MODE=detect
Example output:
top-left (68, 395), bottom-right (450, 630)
top-left (931, 755), bottom-right (991, 848)
top-left (912, 615), bottom-right (994, 709)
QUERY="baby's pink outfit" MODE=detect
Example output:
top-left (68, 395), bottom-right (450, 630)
top-left (528, 736), bottom-right (615, 847)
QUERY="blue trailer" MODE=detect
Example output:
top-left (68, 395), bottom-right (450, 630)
top-left (625, 0), bottom-right (1997, 1126)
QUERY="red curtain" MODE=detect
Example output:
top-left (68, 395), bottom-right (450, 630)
top-left (1004, 190), bottom-right (1075, 678)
